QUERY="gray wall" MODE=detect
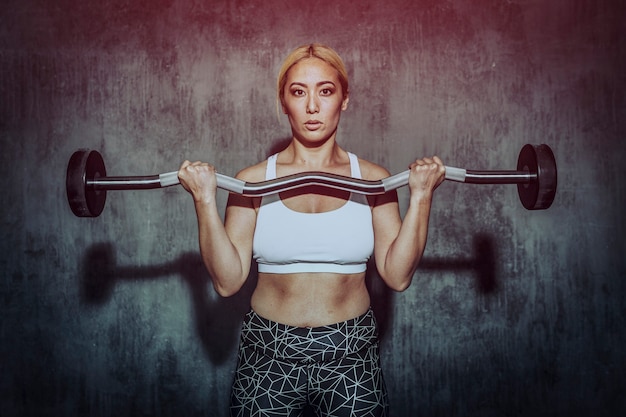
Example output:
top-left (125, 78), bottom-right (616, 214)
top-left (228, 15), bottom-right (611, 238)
top-left (1, 0), bottom-right (625, 416)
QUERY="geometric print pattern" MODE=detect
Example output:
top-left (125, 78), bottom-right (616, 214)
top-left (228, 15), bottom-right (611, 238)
top-left (230, 309), bottom-right (388, 417)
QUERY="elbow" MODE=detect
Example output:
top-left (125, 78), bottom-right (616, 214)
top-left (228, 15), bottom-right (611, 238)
top-left (212, 282), bottom-right (240, 298)
top-left (211, 275), bottom-right (246, 297)
top-left (390, 278), bottom-right (412, 292)
top-left (380, 271), bottom-right (413, 292)
top-left (205, 262), bottom-right (248, 297)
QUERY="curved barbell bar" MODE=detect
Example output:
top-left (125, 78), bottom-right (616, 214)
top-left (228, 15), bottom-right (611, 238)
top-left (67, 144), bottom-right (557, 217)
top-left (91, 166), bottom-right (531, 196)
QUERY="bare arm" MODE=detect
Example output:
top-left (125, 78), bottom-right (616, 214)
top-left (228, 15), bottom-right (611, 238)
top-left (178, 161), bottom-right (258, 297)
top-left (370, 157), bottom-right (445, 291)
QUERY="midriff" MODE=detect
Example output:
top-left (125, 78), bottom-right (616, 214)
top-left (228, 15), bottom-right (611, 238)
top-left (250, 272), bottom-right (370, 327)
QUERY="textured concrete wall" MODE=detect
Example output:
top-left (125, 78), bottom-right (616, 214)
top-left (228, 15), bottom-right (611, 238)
top-left (1, 0), bottom-right (625, 416)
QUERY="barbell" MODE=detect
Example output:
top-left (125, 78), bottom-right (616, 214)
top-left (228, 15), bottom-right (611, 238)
top-left (66, 144), bottom-right (557, 217)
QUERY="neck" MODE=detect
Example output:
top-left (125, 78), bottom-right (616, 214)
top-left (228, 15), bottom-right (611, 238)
top-left (284, 139), bottom-right (344, 169)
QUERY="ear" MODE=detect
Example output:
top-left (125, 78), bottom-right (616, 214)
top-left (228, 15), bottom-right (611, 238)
top-left (341, 95), bottom-right (350, 111)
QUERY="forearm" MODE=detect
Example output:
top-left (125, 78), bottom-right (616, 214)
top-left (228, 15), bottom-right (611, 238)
top-left (381, 196), bottom-right (433, 291)
top-left (194, 201), bottom-right (248, 297)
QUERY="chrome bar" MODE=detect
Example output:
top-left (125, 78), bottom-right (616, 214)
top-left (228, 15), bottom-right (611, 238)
top-left (87, 175), bottom-right (163, 190)
top-left (87, 166), bottom-right (533, 195)
top-left (465, 170), bottom-right (533, 184)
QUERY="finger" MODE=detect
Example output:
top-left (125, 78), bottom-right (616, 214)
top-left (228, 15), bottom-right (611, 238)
top-left (410, 159), bottom-right (424, 169)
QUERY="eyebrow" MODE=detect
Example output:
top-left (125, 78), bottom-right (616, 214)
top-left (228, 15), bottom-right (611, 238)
top-left (289, 81), bottom-right (337, 88)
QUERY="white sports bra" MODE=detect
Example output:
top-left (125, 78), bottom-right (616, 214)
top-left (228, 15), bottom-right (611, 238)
top-left (252, 152), bottom-right (374, 274)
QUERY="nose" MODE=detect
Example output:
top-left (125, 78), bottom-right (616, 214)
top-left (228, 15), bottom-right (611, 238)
top-left (306, 94), bottom-right (319, 114)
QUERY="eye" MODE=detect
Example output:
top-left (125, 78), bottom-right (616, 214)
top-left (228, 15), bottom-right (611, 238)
top-left (291, 88), bottom-right (305, 97)
top-left (320, 88), bottom-right (334, 96)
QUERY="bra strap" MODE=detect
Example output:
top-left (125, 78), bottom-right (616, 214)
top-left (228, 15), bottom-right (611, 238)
top-left (265, 154), bottom-right (278, 180)
top-left (347, 152), bottom-right (362, 179)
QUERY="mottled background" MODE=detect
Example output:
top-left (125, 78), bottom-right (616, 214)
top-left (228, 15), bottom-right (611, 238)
top-left (1, 0), bottom-right (625, 416)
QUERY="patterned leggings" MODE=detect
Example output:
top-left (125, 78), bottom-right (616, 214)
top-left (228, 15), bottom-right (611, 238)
top-left (230, 308), bottom-right (388, 417)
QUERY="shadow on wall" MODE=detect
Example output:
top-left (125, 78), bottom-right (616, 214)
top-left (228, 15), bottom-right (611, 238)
top-left (420, 233), bottom-right (498, 294)
top-left (369, 233), bottom-right (498, 340)
top-left (79, 234), bottom-right (497, 364)
top-left (80, 243), bottom-right (256, 365)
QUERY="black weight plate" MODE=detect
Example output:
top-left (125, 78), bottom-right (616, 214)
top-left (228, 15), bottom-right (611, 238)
top-left (85, 150), bottom-right (107, 216)
top-left (533, 144), bottom-right (557, 210)
top-left (66, 149), bottom-right (107, 217)
top-left (516, 144), bottom-right (538, 210)
top-left (66, 149), bottom-right (90, 217)
top-left (517, 144), bottom-right (557, 210)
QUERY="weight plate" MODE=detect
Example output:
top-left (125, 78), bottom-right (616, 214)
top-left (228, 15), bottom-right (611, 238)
top-left (517, 144), bottom-right (557, 210)
top-left (66, 149), bottom-right (107, 217)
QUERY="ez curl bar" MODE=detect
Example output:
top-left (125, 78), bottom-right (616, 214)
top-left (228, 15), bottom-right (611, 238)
top-left (66, 144), bottom-right (557, 217)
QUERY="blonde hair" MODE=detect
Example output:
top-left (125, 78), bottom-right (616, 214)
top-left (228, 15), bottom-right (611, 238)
top-left (277, 43), bottom-right (349, 110)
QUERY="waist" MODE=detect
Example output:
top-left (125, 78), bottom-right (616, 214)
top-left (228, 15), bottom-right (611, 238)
top-left (240, 308), bottom-right (378, 364)
top-left (251, 272), bottom-right (370, 326)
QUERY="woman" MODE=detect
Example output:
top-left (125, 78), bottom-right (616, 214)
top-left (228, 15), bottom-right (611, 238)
top-left (178, 44), bottom-right (445, 417)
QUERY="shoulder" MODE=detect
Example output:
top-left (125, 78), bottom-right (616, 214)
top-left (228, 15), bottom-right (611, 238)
top-left (227, 160), bottom-right (268, 210)
top-left (354, 156), bottom-right (398, 208)
top-left (234, 159), bottom-right (268, 182)
top-left (355, 156), bottom-right (391, 181)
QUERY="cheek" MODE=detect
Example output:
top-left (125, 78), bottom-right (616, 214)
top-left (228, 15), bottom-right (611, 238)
top-left (282, 98), bottom-right (302, 115)
top-left (282, 102), bottom-right (294, 116)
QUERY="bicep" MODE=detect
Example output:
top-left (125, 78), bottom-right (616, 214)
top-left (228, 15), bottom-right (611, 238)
top-left (371, 190), bottom-right (402, 273)
top-left (224, 193), bottom-right (257, 270)
top-left (223, 163), bottom-right (265, 265)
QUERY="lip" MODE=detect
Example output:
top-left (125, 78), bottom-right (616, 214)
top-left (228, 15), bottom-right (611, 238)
top-left (304, 120), bottom-right (322, 130)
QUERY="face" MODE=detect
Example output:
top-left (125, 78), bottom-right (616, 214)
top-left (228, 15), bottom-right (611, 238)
top-left (281, 57), bottom-right (349, 146)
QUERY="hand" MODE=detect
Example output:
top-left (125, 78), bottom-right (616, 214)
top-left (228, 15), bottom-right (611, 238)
top-left (407, 156), bottom-right (446, 201)
top-left (177, 160), bottom-right (218, 204)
